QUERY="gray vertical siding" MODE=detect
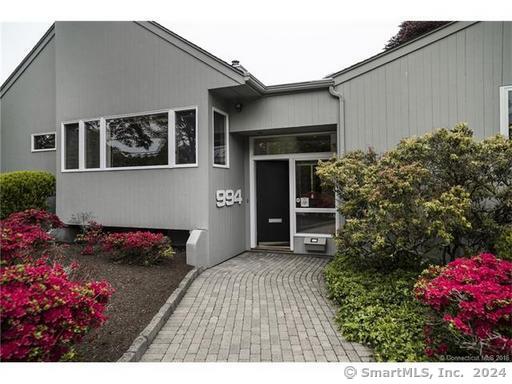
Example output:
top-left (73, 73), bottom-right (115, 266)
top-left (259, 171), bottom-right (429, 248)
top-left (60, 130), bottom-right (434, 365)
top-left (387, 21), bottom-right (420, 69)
top-left (208, 94), bottom-right (247, 265)
top-left (54, 21), bottom-right (240, 230)
top-left (229, 90), bottom-right (338, 132)
top-left (1, 38), bottom-right (56, 173)
top-left (334, 21), bottom-right (511, 153)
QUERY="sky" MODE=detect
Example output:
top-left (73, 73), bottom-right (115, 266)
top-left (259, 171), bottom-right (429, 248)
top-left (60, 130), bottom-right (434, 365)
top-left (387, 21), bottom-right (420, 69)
top-left (0, 20), bottom-right (401, 86)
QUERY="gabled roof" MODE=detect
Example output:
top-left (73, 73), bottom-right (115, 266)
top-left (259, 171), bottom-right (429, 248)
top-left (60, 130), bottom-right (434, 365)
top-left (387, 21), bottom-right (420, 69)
top-left (325, 21), bottom-right (478, 84)
top-left (1, 21), bottom-right (334, 98)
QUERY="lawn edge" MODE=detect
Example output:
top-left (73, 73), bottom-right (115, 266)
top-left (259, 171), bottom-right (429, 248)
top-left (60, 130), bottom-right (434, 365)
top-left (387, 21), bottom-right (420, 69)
top-left (117, 266), bottom-right (204, 362)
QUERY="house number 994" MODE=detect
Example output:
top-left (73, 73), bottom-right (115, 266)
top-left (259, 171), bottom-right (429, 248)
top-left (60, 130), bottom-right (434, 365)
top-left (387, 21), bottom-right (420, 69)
top-left (216, 189), bottom-right (243, 207)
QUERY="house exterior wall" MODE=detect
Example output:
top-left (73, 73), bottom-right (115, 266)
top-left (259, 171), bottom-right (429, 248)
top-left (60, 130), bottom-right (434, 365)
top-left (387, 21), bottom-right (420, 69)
top-left (333, 21), bottom-right (512, 153)
top-left (1, 20), bottom-right (510, 267)
top-left (207, 94), bottom-right (248, 265)
top-left (229, 90), bottom-right (338, 133)
top-left (54, 21), bottom-right (240, 232)
top-left (1, 37), bottom-right (56, 173)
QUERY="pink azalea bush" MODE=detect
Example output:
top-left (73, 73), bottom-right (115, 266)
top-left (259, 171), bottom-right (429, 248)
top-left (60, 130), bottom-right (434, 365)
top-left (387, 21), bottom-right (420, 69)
top-left (0, 210), bottom-right (63, 266)
top-left (101, 231), bottom-right (174, 265)
top-left (3, 209), bottom-right (63, 231)
top-left (0, 209), bottom-right (113, 361)
top-left (0, 258), bottom-right (113, 361)
top-left (75, 221), bottom-right (105, 255)
top-left (414, 253), bottom-right (512, 360)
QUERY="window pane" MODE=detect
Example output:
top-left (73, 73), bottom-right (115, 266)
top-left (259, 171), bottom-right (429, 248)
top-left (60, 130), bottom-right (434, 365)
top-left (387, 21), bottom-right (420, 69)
top-left (254, 133), bottom-right (336, 155)
top-left (106, 113), bottom-right (168, 168)
top-left (33, 133), bottom-right (55, 150)
top-left (296, 212), bottom-right (335, 235)
top-left (175, 109), bottom-right (196, 164)
top-left (64, 123), bottom-right (79, 169)
top-left (214, 111), bottom-right (227, 165)
top-left (85, 120), bottom-right (100, 168)
top-left (296, 160), bottom-right (335, 208)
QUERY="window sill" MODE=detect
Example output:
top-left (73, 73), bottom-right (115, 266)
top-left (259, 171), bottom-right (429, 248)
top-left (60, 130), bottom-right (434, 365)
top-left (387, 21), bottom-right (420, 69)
top-left (294, 233), bottom-right (333, 238)
top-left (61, 165), bottom-right (175, 173)
top-left (32, 148), bottom-right (56, 153)
top-left (213, 164), bottom-right (230, 169)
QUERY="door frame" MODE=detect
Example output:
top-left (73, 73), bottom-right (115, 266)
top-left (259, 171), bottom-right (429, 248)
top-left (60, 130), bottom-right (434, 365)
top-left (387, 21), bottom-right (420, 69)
top-left (249, 133), bottom-right (336, 252)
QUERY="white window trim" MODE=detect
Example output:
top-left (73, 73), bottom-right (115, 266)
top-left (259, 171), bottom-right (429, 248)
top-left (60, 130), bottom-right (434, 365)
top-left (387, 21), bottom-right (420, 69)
top-left (212, 107), bottom-right (230, 169)
top-left (500, 85), bottom-right (511, 138)
top-left (61, 106), bottom-right (199, 172)
top-left (31, 132), bottom-right (56, 152)
top-left (249, 133), bottom-right (338, 251)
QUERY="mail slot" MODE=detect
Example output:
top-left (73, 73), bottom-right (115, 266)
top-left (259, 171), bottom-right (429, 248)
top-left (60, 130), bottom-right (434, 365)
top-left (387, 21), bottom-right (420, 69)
top-left (304, 236), bottom-right (327, 252)
top-left (268, 218), bottom-right (283, 223)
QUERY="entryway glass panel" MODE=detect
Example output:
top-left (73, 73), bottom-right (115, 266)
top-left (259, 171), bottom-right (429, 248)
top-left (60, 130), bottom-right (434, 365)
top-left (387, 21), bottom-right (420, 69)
top-left (296, 212), bottom-right (336, 234)
top-left (295, 160), bottom-right (335, 209)
top-left (253, 133), bottom-right (336, 155)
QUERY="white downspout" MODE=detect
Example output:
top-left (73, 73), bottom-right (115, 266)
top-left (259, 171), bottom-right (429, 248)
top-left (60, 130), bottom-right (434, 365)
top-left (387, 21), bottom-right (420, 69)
top-left (328, 85), bottom-right (345, 156)
top-left (328, 85), bottom-right (346, 231)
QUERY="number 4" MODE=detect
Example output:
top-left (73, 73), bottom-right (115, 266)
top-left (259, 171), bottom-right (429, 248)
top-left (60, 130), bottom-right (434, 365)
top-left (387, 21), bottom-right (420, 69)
top-left (234, 189), bottom-right (242, 204)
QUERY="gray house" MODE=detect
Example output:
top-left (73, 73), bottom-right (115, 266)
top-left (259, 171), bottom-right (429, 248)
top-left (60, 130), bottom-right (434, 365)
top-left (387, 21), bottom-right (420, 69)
top-left (1, 21), bottom-right (511, 267)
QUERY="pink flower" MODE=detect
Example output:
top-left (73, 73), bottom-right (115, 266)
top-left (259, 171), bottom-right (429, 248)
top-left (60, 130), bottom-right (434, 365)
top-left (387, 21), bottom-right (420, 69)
top-left (415, 253), bottom-right (512, 359)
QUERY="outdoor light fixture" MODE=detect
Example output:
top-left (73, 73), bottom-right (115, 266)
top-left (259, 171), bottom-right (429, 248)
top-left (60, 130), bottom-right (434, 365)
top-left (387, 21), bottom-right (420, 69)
top-left (234, 102), bottom-right (243, 112)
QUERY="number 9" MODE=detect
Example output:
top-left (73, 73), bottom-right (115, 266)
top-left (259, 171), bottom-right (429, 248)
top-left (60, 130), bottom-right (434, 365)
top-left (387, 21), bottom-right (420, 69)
top-left (225, 190), bottom-right (234, 206)
top-left (216, 190), bottom-right (226, 207)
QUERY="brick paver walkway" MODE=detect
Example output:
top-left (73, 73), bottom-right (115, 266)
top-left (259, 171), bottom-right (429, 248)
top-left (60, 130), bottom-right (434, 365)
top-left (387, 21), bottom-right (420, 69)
top-left (141, 252), bottom-right (373, 362)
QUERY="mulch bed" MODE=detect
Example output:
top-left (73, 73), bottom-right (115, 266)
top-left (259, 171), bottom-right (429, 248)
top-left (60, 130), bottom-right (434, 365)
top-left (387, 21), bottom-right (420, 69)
top-left (57, 245), bottom-right (192, 362)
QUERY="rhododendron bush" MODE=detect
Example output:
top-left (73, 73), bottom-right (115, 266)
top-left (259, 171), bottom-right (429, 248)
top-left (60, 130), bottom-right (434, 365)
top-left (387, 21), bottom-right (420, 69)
top-left (101, 231), bottom-right (174, 265)
top-left (0, 259), bottom-right (113, 361)
top-left (415, 253), bottom-right (512, 360)
top-left (317, 125), bottom-right (512, 270)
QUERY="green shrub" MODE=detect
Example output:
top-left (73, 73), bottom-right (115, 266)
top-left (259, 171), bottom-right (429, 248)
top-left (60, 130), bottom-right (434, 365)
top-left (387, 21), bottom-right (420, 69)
top-left (324, 258), bottom-right (427, 361)
top-left (0, 171), bottom-right (56, 219)
top-left (318, 124), bottom-right (512, 270)
top-left (496, 226), bottom-right (512, 260)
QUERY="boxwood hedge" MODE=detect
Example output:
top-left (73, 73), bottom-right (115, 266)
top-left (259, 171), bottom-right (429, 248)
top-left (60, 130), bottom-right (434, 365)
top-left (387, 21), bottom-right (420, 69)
top-left (0, 171), bottom-right (55, 219)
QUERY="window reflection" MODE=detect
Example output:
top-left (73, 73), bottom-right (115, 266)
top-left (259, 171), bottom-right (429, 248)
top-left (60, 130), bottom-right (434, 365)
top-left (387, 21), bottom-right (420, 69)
top-left (85, 120), bottom-right (100, 168)
top-left (175, 109), bottom-right (196, 165)
top-left (296, 213), bottom-right (335, 234)
top-left (106, 113), bottom-right (168, 168)
top-left (254, 133), bottom-right (336, 155)
top-left (214, 111), bottom-right (227, 165)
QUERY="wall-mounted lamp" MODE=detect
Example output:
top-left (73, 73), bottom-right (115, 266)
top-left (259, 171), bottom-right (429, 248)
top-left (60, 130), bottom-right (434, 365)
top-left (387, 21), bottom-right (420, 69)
top-left (234, 103), bottom-right (243, 112)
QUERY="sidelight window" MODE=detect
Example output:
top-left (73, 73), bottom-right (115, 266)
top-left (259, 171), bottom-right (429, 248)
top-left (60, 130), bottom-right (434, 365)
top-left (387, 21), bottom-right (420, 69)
top-left (294, 159), bottom-right (336, 236)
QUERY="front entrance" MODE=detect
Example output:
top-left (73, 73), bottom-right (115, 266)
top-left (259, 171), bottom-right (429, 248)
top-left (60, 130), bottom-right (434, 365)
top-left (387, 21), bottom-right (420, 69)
top-left (256, 160), bottom-right (290, 246)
